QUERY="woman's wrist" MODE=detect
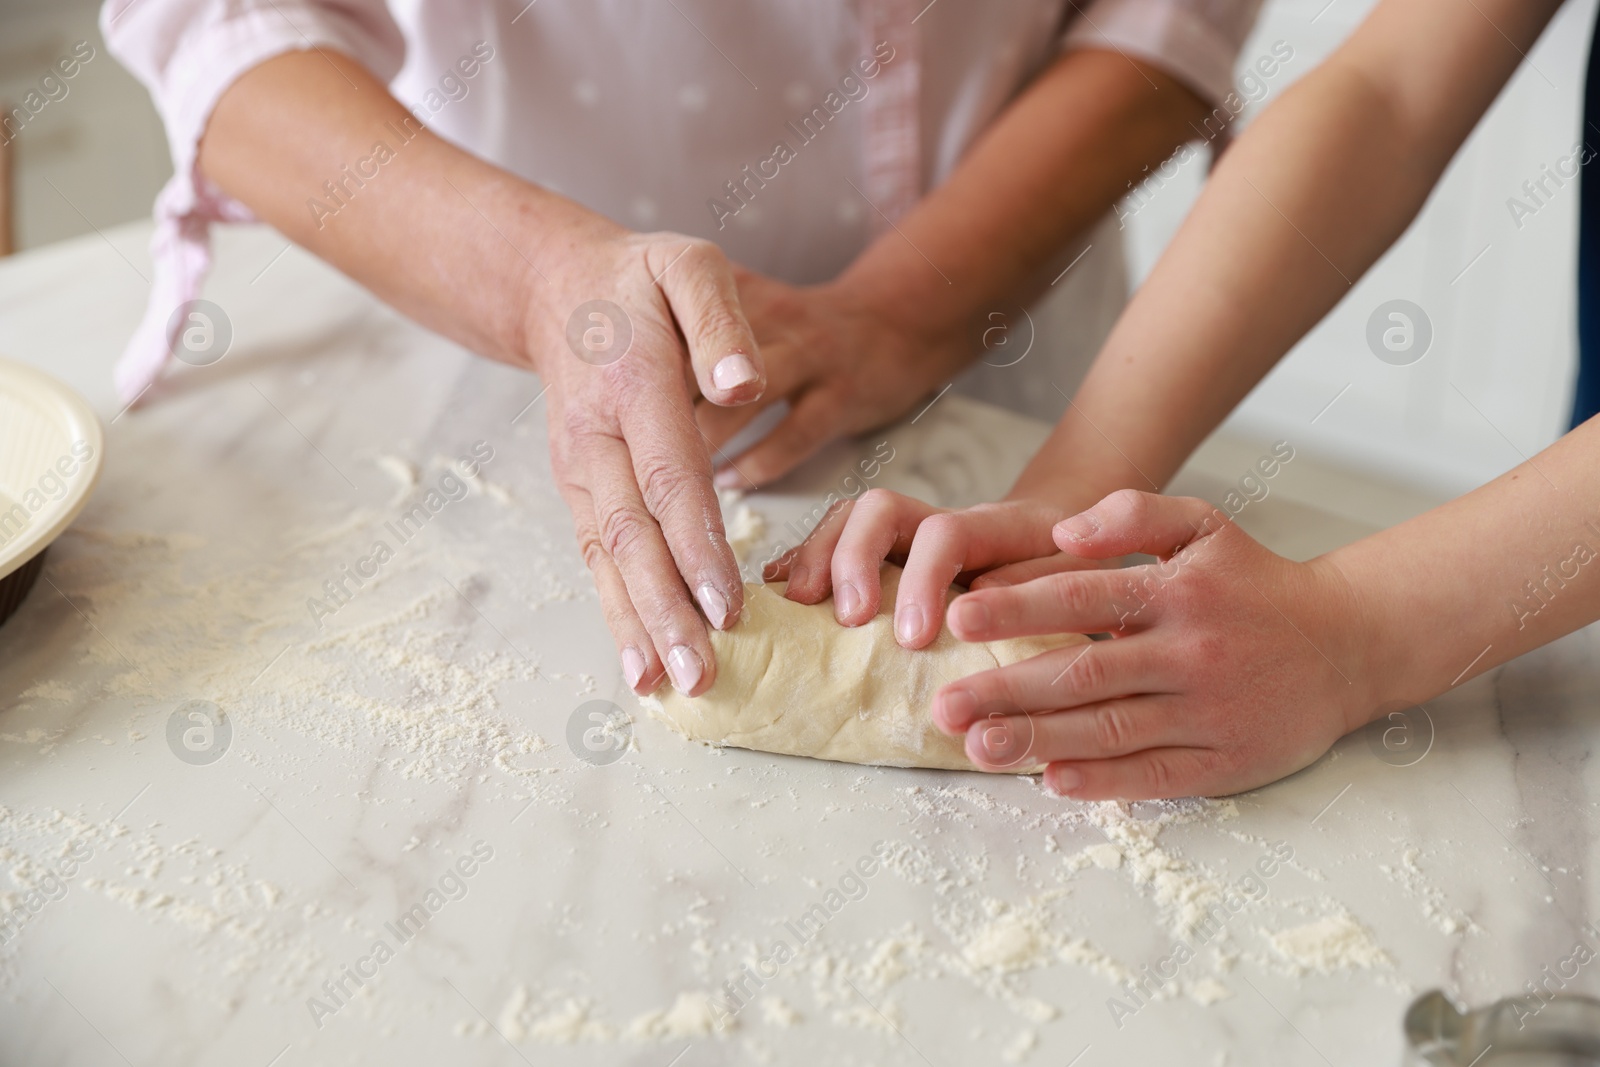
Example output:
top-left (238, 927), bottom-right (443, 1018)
top-left (830, 243), bottom-right (988, 383)
top-left (510, 190), bottom-right (634, 377)
top-left (836, 232), bottom-right (967, 330)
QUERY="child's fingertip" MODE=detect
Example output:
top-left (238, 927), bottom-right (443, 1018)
top-left (1054, 512), bottom-right (1100, 544)
top-left (1045, 765), bottom-right (1084, 797)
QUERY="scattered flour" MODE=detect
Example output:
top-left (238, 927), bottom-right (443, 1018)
top-left (830, 996), bottom-right (903, 1033)
top-left (963, 910), bottom-right (1049, 973)
top-left (19, 524), bottom-right (558, 790)
top-left (1378, 846), bottom-right (1475, 937)
top-left (1084, 843), bottom-right (1124, 869)
top-left (1188, 978), bottom-right (1232, 1005)
top-left (760, 996), bottom-right (801, 1027)
top-left (528, 996), bottom-right (614, 1043)
top-left (1002, 1028), bottom-right (1038, 1064)
top-left (371, 453), bottom-right (419, 504)
top-left (0, 470), bottom-right (588, 1017)
top-left (497, 984), bottom-right (531, 1041)
top-left (624, 990), bottom-right (731, 1040)
top-left (728, 504), bottom-right (767, 563)
top-left (0, 445), bottom-right (1406, 1061)
top-left (17, 680), bottom-right (74, 703)
top-left (484, 986), bottom-right (615, 1044)
top-left (717, 488), bottom-right (768, 569)
top-left (1267, 915), bottom-right (1389, 973)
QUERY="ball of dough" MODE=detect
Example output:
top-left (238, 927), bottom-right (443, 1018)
top-left (644, 567), bottom-right (1085, 772)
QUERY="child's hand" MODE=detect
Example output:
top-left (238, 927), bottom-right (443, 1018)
top-left (769, 490), bottom-right (1102, 648)
top-left (937, 490), bottom-right (1380, 799)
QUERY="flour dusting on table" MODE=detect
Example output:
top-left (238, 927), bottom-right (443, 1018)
top-left (0, 440), bottom-right (1432, 1062)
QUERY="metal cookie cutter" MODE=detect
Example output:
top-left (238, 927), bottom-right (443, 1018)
top-left (1405, 989), bottom-right (1600, 1066)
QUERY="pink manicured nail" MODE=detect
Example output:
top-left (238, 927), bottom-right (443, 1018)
top-left (697, 583), bottom-right (731, 629)
top-left (622, 647), bottom-right (646, 690)
top-left (712, 353), bottom-right (759, 391)
top-left (667, 646), bottom-right (703, 694)
top-left (714, 468), bottom-right (745, 489)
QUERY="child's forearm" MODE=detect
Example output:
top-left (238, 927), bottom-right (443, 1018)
top-left (1332, 416), bottom-right (1600, 710)
top-left (1007, 0), bottom-right (1562, 508)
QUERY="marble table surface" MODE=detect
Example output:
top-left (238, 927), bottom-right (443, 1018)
top-left (1, 222), bottom-right (1598, 1067)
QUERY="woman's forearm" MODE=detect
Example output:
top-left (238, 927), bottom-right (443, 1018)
top-left (1011, 0), bottom-right (1564, 505)
top-left (199, 49), bottom-right (606, 373)
top-left (840, 48), bottom-right (1207, 354)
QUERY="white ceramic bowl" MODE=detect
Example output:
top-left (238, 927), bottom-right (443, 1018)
top-left (0, 357), bottom-right (104, 627)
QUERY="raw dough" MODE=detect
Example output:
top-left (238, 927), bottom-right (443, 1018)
top-left (645, 567), bottom-right (1085, 772)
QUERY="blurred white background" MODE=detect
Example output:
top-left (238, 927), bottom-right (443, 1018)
top-left (0, 0), bottom-right (171, 249)
top-left (0, 0), bottom-right (1591, 501)
top-left (1127, 0), bottom-right (1594, 499)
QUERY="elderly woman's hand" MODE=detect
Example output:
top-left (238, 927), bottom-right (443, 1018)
top-left (695, 267), bottom-right (980, 489)
top-left (197, 51), bottom-right (776, 698)
top-left (527, 223), bottom-right (771, 697)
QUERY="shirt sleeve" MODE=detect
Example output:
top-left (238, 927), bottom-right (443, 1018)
top-left (102, 0), bottom-right (406, 187)
top-left (1060, 0), bottom-right (1268, 107)
top-left (98, 0), bottom-right (406, 404)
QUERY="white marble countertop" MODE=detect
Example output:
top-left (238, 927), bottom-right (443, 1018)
top-left (1, 222), bottom-right (1597, 1067)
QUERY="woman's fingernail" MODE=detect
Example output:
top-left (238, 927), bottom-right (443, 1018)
top-left (1048, 766), bottom-right (1085, 797)
top-left (697, 583), bottom-right (730, 629)
top-left (835, 581), bottom-right (860, 622)
top-left (715, 468), bottom-right (745, 489)
top-left (712, 353), bottom-right (759, 391)
top-left (1057, 512), bottom-right (1101, 542)
top-left (622, 647), bottom-right (646, 690)
top-left (953, 598), bottom-right (991, 636)
top-left (895, 604), bottom-right (924, 645)
top-left (667, 645), bottom-right (704, 694)
top-left (787, 565), bottom-right (809, 593)
top-left (937, 688), bottom-right (977, 730)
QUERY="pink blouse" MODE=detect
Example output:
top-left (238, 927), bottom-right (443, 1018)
top-left (101, 0), bottom-right (1264, 403)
